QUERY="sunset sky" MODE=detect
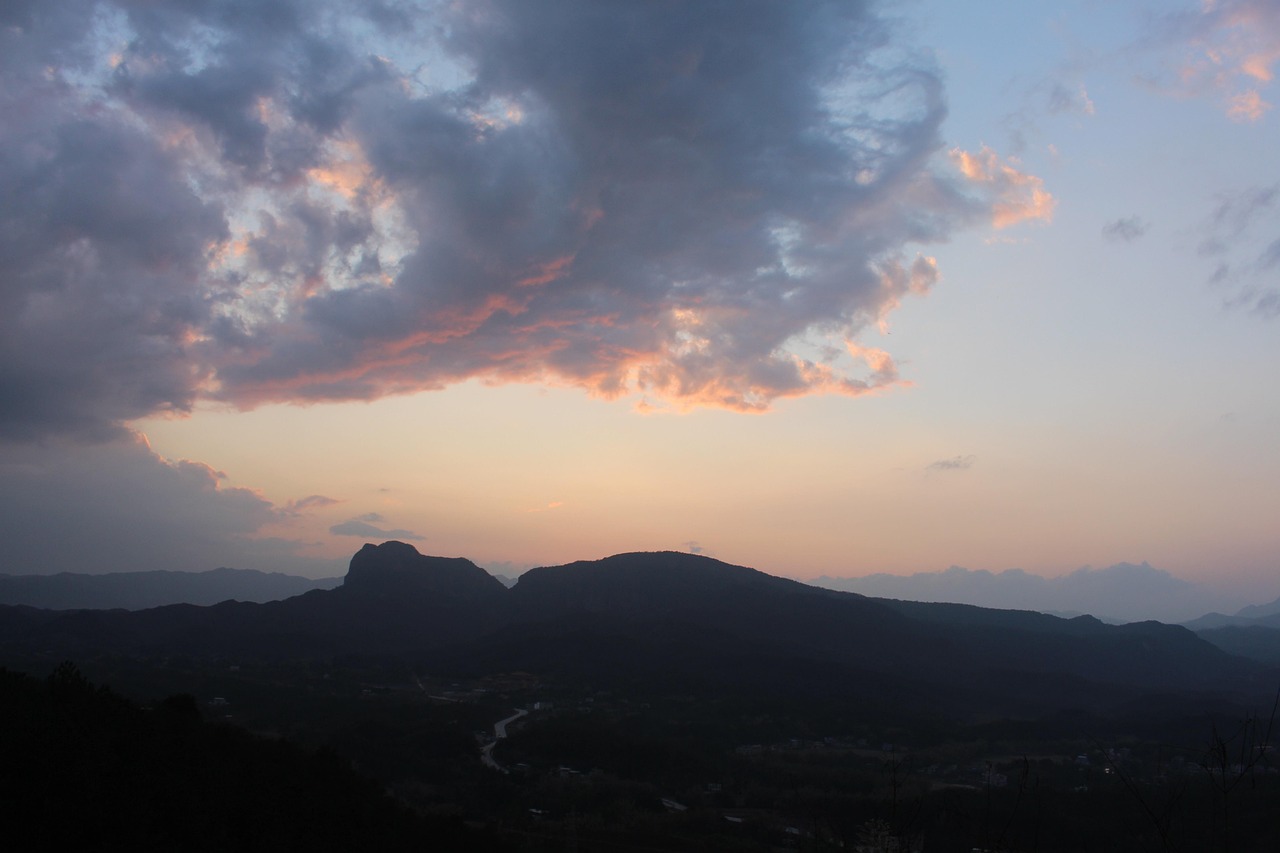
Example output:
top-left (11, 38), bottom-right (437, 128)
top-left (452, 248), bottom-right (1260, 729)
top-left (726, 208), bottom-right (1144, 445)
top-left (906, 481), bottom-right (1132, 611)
top-left (2, 0), bottom-right (1277, 605)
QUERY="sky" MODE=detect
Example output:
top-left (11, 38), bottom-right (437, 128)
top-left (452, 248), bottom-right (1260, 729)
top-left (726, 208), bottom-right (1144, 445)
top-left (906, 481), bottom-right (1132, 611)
top-left (1, 0), bottom-right (1277, 612)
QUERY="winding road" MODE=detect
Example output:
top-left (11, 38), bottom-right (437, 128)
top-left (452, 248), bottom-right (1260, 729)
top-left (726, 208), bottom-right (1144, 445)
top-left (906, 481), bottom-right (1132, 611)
top-left (480, 708), bottom-right (528, 771)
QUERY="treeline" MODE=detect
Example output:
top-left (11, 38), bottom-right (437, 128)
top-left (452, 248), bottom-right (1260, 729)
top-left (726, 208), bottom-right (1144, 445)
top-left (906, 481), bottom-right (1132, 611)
top-left (0, 664), bottom-right (506, 852)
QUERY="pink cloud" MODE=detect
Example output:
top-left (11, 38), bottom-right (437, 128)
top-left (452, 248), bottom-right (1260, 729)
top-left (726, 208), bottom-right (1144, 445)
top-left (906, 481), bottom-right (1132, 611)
top-left (1173, 0), bottom-right (1280, 120)
top-left (949, 147), bottom-right (1056, 229)
top-left (1, 1), bottom-right (1026, 435)
top-left (1227, 89), bottom-right (1272, 120)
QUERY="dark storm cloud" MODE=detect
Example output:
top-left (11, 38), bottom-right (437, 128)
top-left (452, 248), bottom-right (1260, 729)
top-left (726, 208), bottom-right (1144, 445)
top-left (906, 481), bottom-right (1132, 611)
top-left (0, 97), bottom-right (227, 440)
top-left (1, 0), bottom-right (1012, 441)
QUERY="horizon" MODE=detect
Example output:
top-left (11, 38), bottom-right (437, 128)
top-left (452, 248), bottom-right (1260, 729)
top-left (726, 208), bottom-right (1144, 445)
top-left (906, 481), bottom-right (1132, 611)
top-left (1, 2), bottom-right (1277, 609)
top-left (4, 537), bottom-right (1272, 626)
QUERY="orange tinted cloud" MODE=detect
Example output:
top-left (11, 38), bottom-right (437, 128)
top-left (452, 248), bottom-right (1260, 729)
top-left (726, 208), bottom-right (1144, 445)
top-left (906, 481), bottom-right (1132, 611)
top-left (875, 255), bottom-right (938, 334)
top-left (1227, 89), bottom-right (1272, 120)
top-left (950, 146), bottom-right (1056, 229)
top-left (517, 255), bottom-right (576, 288)
top-left (307, 149), bottom-right (376, 200)
top-left (4, 0), bottom-right (979, 438)
top-left (1178, 0), bottom-right (1280, 120)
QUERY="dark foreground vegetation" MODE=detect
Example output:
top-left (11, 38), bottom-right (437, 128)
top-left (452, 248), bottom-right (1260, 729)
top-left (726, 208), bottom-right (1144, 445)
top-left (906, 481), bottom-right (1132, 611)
top-left (2, 656), bottom-right (1277, 852)
top-left (0, 664), bottom-right (503, 852)
top-left (2, 543), bottom-right (1279, 851)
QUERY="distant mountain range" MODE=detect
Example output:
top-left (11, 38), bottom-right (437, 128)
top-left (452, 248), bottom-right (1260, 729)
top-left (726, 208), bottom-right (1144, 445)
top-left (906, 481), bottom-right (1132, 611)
top-left (1, 541), bottom-right (1273, 724)
top-left (1183, 596), bottom-right (1280, 631)
top-left (809, 562), bottom-right (1251, 624)
top-left (8, 558), bottom-right (1261, 626)
top-left (1178, 596), bottom-right (1280, 665)
top-left (0, 567), bottom-right (341, 610)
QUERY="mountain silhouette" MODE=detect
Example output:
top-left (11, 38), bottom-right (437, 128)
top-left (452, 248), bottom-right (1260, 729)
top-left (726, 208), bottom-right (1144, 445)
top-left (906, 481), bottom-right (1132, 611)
top-left (0, 542), bottom-right (1269, 718)
top-left (343, 541), bottom-right (507, 602)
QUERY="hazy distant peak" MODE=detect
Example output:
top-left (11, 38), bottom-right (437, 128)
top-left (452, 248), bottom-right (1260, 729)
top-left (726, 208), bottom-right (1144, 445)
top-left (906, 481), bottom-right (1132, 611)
top-left (1232, 594), bottom-right (1280, 620)
top-left (0, 567), bottom-right (340, 610)
top-left (1064, 561), bottom-right (1180, 582)
top-left (1183, 594), bottom-right (1280, 630)
top-left (810, 561), bottom-right (1235, 624)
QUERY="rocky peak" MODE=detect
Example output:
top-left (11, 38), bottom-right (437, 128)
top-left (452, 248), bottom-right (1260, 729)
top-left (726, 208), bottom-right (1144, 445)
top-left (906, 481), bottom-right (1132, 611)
top-left (341, 541), bottom-right (507, 602)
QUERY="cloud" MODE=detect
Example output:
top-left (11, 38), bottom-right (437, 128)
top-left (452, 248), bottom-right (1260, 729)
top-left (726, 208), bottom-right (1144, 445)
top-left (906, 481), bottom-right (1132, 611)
top-left (926, 454), bottom-right (976, 472)
top-left (993, 74), bottom-right (1095, 163)
top-left (1227, 89), bottom-right (1272, 121)
top-left (0, 0), bottom-right (1031, 439)
top-left (329, 515), bottom-right (424, 540)
top-left (1046, 82), bottom-right (1095, 116)
top-left (1207, 184), bottom-right (1279, 234)
top-left (1151, 0), bottom-right (1280, 121)
top-left (949, 146), bottom-right (1056, 229)
top-left (0, 433), bottom-right (338, 576)
top-left (1196, 183), bottom-right (1280, 315)
top-left (285, 494), bottom-right (342, 513)
top-left (1102, 216), bottom-right (1149, 242)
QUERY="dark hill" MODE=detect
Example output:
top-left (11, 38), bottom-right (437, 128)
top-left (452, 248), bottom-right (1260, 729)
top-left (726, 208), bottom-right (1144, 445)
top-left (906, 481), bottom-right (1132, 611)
top-left (511, 550), bottom-right (836, 613)
top-left (508, 550), bottom-right (918, 662)
top-left (870, 598), bottom-right (1260, 693)
top-left (1196, 624), bottom-right (1280, 665)
top-left (496, 552), bottom-right (1260, 703)
top-left (0, 543), bottom-right (1270, 718)
top-left (471, 550), bottom-right (926, 703)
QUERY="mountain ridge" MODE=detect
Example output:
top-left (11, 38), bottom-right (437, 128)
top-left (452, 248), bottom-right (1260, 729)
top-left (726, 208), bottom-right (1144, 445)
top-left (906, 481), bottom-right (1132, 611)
top-left (811, 561), bottom-right (1253, 624)
top-left (0, 542), bottom-right (1270, 720)
top-left (0, 566), bottom-right (341, 610)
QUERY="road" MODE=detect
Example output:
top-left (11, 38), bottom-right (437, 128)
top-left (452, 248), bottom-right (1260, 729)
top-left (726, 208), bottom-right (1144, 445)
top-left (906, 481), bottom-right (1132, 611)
top-left (481, 708), bottom-right (528, 771)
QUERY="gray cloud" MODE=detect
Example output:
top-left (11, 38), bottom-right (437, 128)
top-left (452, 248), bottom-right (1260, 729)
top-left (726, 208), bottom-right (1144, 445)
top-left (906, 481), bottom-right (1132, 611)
top-left (0, 434), bottom-right (339, 576)
top-left (329, 516), bottom-right (424, 541)
top-left (1207, 184), bottom-right (1278, 235)
top-left (1195, 183), bottom-right (1280, 316)
top-left (1046, 81), bottom-right (1094, 116)
top-left (926, 454), bottom-right (975, 472)
top-left (1, 0), bottom-right (1021, 441)
top-left (1102, 216), bottom-right (1149, 242)
top-left (1139, 0), bottom-right (1280, 119)
top-left (0, 109), bottom-right (228, 440)
top-left (285, 494), bottom-right (342, 513)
